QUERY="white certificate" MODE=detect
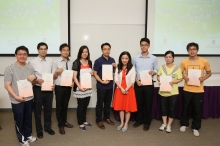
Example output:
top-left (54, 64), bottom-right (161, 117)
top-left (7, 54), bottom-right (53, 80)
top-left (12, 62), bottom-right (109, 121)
top-left (17, 79), bottom-right (33, 97)
top-left (41, 73), bottom-right (53, 91)
top-left (60, 70), bottom-right (73, 86)
top-left (80, 72), bottom-right (92, 88)
top-left (160, 76), bottom-right (172, 92)
top-left (140, 70), bottom-right (152, 85)
top-left (188, 69), bottom-right (201, 86)
top-left (102, 65), bottom-right (113, 80)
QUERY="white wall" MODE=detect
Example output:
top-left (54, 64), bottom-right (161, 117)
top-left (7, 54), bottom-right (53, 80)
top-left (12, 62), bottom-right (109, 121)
top-left (0, 0), bottom-right (219, 108)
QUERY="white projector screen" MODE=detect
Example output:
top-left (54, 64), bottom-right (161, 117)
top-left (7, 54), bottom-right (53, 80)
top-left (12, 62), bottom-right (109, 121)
top-left (0, 0), bottom-right (69, 55)
top-left (147, 0), bottom-right (220, 55)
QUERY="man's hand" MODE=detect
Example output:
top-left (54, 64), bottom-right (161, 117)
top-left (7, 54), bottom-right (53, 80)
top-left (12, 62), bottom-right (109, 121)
top-left (101, 80), bottom-right (110, 84)
top-left (199, 77), bottom-right (204, 82)
top-left (56, 68), bottom-right (64, 74)
top-left (137, 80), bottom-right (143, 86)
top-left (16, 96), bottom-right (26, 102)
top-left (183, 76), bottom-right (189, 83)
top-left (112, 63), bottom-right (117, 68)
top-left (148, 70), bottom-right (156, 76)
top-left (27, 75), bottom-right (36, 82)
top-left (37, 79), bottom-right (44, 84)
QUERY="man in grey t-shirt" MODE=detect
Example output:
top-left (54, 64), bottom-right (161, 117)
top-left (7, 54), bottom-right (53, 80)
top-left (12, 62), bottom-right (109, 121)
top-left (4, 46), bottom-right (37, 146)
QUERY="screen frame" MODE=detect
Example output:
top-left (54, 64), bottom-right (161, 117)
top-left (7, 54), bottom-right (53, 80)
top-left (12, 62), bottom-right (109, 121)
top-left (145, 0), bottom-right (220, 57)
top-left (0, 0), bottom-right (71, 57)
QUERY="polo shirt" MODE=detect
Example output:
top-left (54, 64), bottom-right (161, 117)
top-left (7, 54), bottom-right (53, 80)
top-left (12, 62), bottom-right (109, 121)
top-left (93, 55), bottom-right (115, 89)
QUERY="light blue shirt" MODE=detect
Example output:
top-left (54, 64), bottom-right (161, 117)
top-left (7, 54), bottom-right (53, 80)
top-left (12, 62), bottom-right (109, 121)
top-left (132, 53), bottom-right (158, 80)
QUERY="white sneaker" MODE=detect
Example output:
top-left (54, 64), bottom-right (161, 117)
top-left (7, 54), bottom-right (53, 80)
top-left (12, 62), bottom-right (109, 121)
top-left (159, 124), bottom-right (167, 131)
top-left (193, 129), bottom-right (200, 136)
top-left (20, 141), bottom-right (29, 146)
top-left (166, 125), bottom-right (171, 133)
top-left (27, 136), bottom-right (37, 142)
top-left (180, 126), bottom-right (188, 132)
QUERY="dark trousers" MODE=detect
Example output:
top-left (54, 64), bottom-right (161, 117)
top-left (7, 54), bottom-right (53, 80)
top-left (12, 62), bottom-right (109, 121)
top-left (77, 97), bottom-right (91, 125)
top-left (33, 86), bottom-right (53, 132)
top-left (55, 85), bottom-right (71, 127)
top-left (180, 91), bottom-right (204, 130)
top-left (12, 99), bottom-right (34, 143)
top-left (134, 83), bottom-right (154, 126)
top-left (96, 88), bottom-right (113, 122)
top-left (160, 95), bottom-right (177, 118)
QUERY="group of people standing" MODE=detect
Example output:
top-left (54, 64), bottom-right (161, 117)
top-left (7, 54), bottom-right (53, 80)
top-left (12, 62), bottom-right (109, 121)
top-left (3, 38), bottom-right (211, 146)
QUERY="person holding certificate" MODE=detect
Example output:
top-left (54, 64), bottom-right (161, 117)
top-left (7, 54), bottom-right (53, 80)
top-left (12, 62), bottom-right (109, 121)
top-left (72, 46), bottom-right (93, 131)
top-left (93, 43), bottom-right (116, 129)
top-left (180, 42), bottom-right (211, 137)
top-left (132, 38), bottom-right (158, 131)
top-left (29, 42), bottom-right (55, 138)
top-left (112, 51), bottom-right (137, 132)
top-left (4, 46), bottom-right (37, 146)
top-left (52, 43), bottom-right (74, 134)
top-left (157, 51), bottom-right (183, 133)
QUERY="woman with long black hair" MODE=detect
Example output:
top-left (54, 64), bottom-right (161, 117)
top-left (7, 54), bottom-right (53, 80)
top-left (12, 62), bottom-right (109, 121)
top-left (112, 51), bottom-right (137, 132)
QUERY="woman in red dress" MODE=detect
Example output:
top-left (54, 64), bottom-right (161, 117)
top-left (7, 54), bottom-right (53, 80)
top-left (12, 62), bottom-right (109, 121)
top-left (112, 51), bottom-right (137, 132)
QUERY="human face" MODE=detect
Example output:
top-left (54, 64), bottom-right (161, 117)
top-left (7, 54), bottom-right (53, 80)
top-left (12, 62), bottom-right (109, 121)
top-left (187, 46), bottom-right (198, 57)
top-left (102, 45), bottom-right (110, 57)
top-left (165, 53), bottom-right (174, 64)
top-left (121, 54), bottom-right (129, 66)
top-left (60, 46), bottom-right (70, 58)
top-left (140, 41), bottom-right (150, 53)
top-left (81, 48), bottom-right (88, 59)
top-left (15, 50), bottom-right (28, 64)
top-left (38, 45), bottom-right (48, 58)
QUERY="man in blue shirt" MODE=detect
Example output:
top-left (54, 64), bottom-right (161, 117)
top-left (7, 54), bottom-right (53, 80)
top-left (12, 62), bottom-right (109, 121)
top-left (93, 43), bottom-right (116, 129)
top-left (132, 38), bottom-right (158, 131)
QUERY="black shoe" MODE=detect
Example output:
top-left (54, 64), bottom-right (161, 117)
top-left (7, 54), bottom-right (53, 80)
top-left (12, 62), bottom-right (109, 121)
top-left (45, 129), bottom-right (55, 135)
top-left (37, 132), bottom-right (43, 138)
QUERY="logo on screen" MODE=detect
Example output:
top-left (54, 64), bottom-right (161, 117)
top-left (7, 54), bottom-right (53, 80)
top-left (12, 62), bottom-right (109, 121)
top-left (45, 0), bottom-right (53, 4)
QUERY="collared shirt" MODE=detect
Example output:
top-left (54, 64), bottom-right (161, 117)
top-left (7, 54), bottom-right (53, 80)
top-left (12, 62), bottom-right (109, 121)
top-left (93, 55), bottom-right (115, 89)
top-left (29, 56), bottom-right (53, 86)
top-left (132, 53), bottom-right (158, 80)
top-left (52, 56), bottom-right (72, 85)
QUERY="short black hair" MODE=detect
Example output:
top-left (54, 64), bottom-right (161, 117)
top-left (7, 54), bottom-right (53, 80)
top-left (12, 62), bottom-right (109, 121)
top-left (59, 43), bottom-right (70, 51)
top-left (101, 43), bottom-right (111, 50)
top-left (37, 42), bottom-right (48, 50)
top-left (140, 38), bottom-right (150, 45)
top-left (15, 46), bottom-right (29, 55)
top-left (165, 50), bottom-right (175, 62)
top-left (186, 42), bottom-right (199, 51)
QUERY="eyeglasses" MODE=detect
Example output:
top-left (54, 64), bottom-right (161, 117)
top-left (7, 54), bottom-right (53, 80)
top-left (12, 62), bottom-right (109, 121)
top-left (17, 54), bottom-right (27, 57)
top-left (141, 44), bottom-right (149, 47)
top-left (39, 48), bottom-right (47, 51)
top-left (188, 48), bottom-right (197, 51)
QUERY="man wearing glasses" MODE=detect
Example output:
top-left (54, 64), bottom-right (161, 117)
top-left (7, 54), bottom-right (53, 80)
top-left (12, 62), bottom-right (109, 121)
top-left (132, 38), bottom-right (158, 131)
top-left (180, 42), bottom-right (211, 137)
top-left (30, 42), bottom-right (55, 138)
top-left (4, 46), bottom-right (37, 146)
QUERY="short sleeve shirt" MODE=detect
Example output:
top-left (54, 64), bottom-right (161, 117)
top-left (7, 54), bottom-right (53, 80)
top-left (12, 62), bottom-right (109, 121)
top-left (157, 65), bottom-right (182, 97)
top-left (4, 63), bottom-right (34, 104)
top-left (93, 55), bottom-right (115, 89)
top-left (180, 57), bottom-right (211, 93)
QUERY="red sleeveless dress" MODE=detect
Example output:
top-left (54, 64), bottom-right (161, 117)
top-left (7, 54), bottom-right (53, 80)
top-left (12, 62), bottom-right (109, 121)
top-left (112, 69), bottom-right (137, 112)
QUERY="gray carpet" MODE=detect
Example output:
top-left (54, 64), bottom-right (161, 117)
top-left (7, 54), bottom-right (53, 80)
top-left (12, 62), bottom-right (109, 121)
top-left (0, 109), bottom-right (219, 146)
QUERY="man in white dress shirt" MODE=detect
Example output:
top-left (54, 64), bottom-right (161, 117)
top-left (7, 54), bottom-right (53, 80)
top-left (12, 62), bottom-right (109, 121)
top-left (30, 42), bottom-right (55, 138)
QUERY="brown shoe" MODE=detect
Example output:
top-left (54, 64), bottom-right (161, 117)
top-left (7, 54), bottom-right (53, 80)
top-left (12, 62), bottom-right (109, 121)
top-left (64, 122), bottom-right (73, 128)
top-left (143, 125), bottom-right (149, 131)
top-left (133, 122), bottom-right (141, 128)
top-left (96, 122), bottom-right (105, 129)
top-left (103, 119), bottom-right (115, 125)
top-left (59, 127), bottom-right (65, 134)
